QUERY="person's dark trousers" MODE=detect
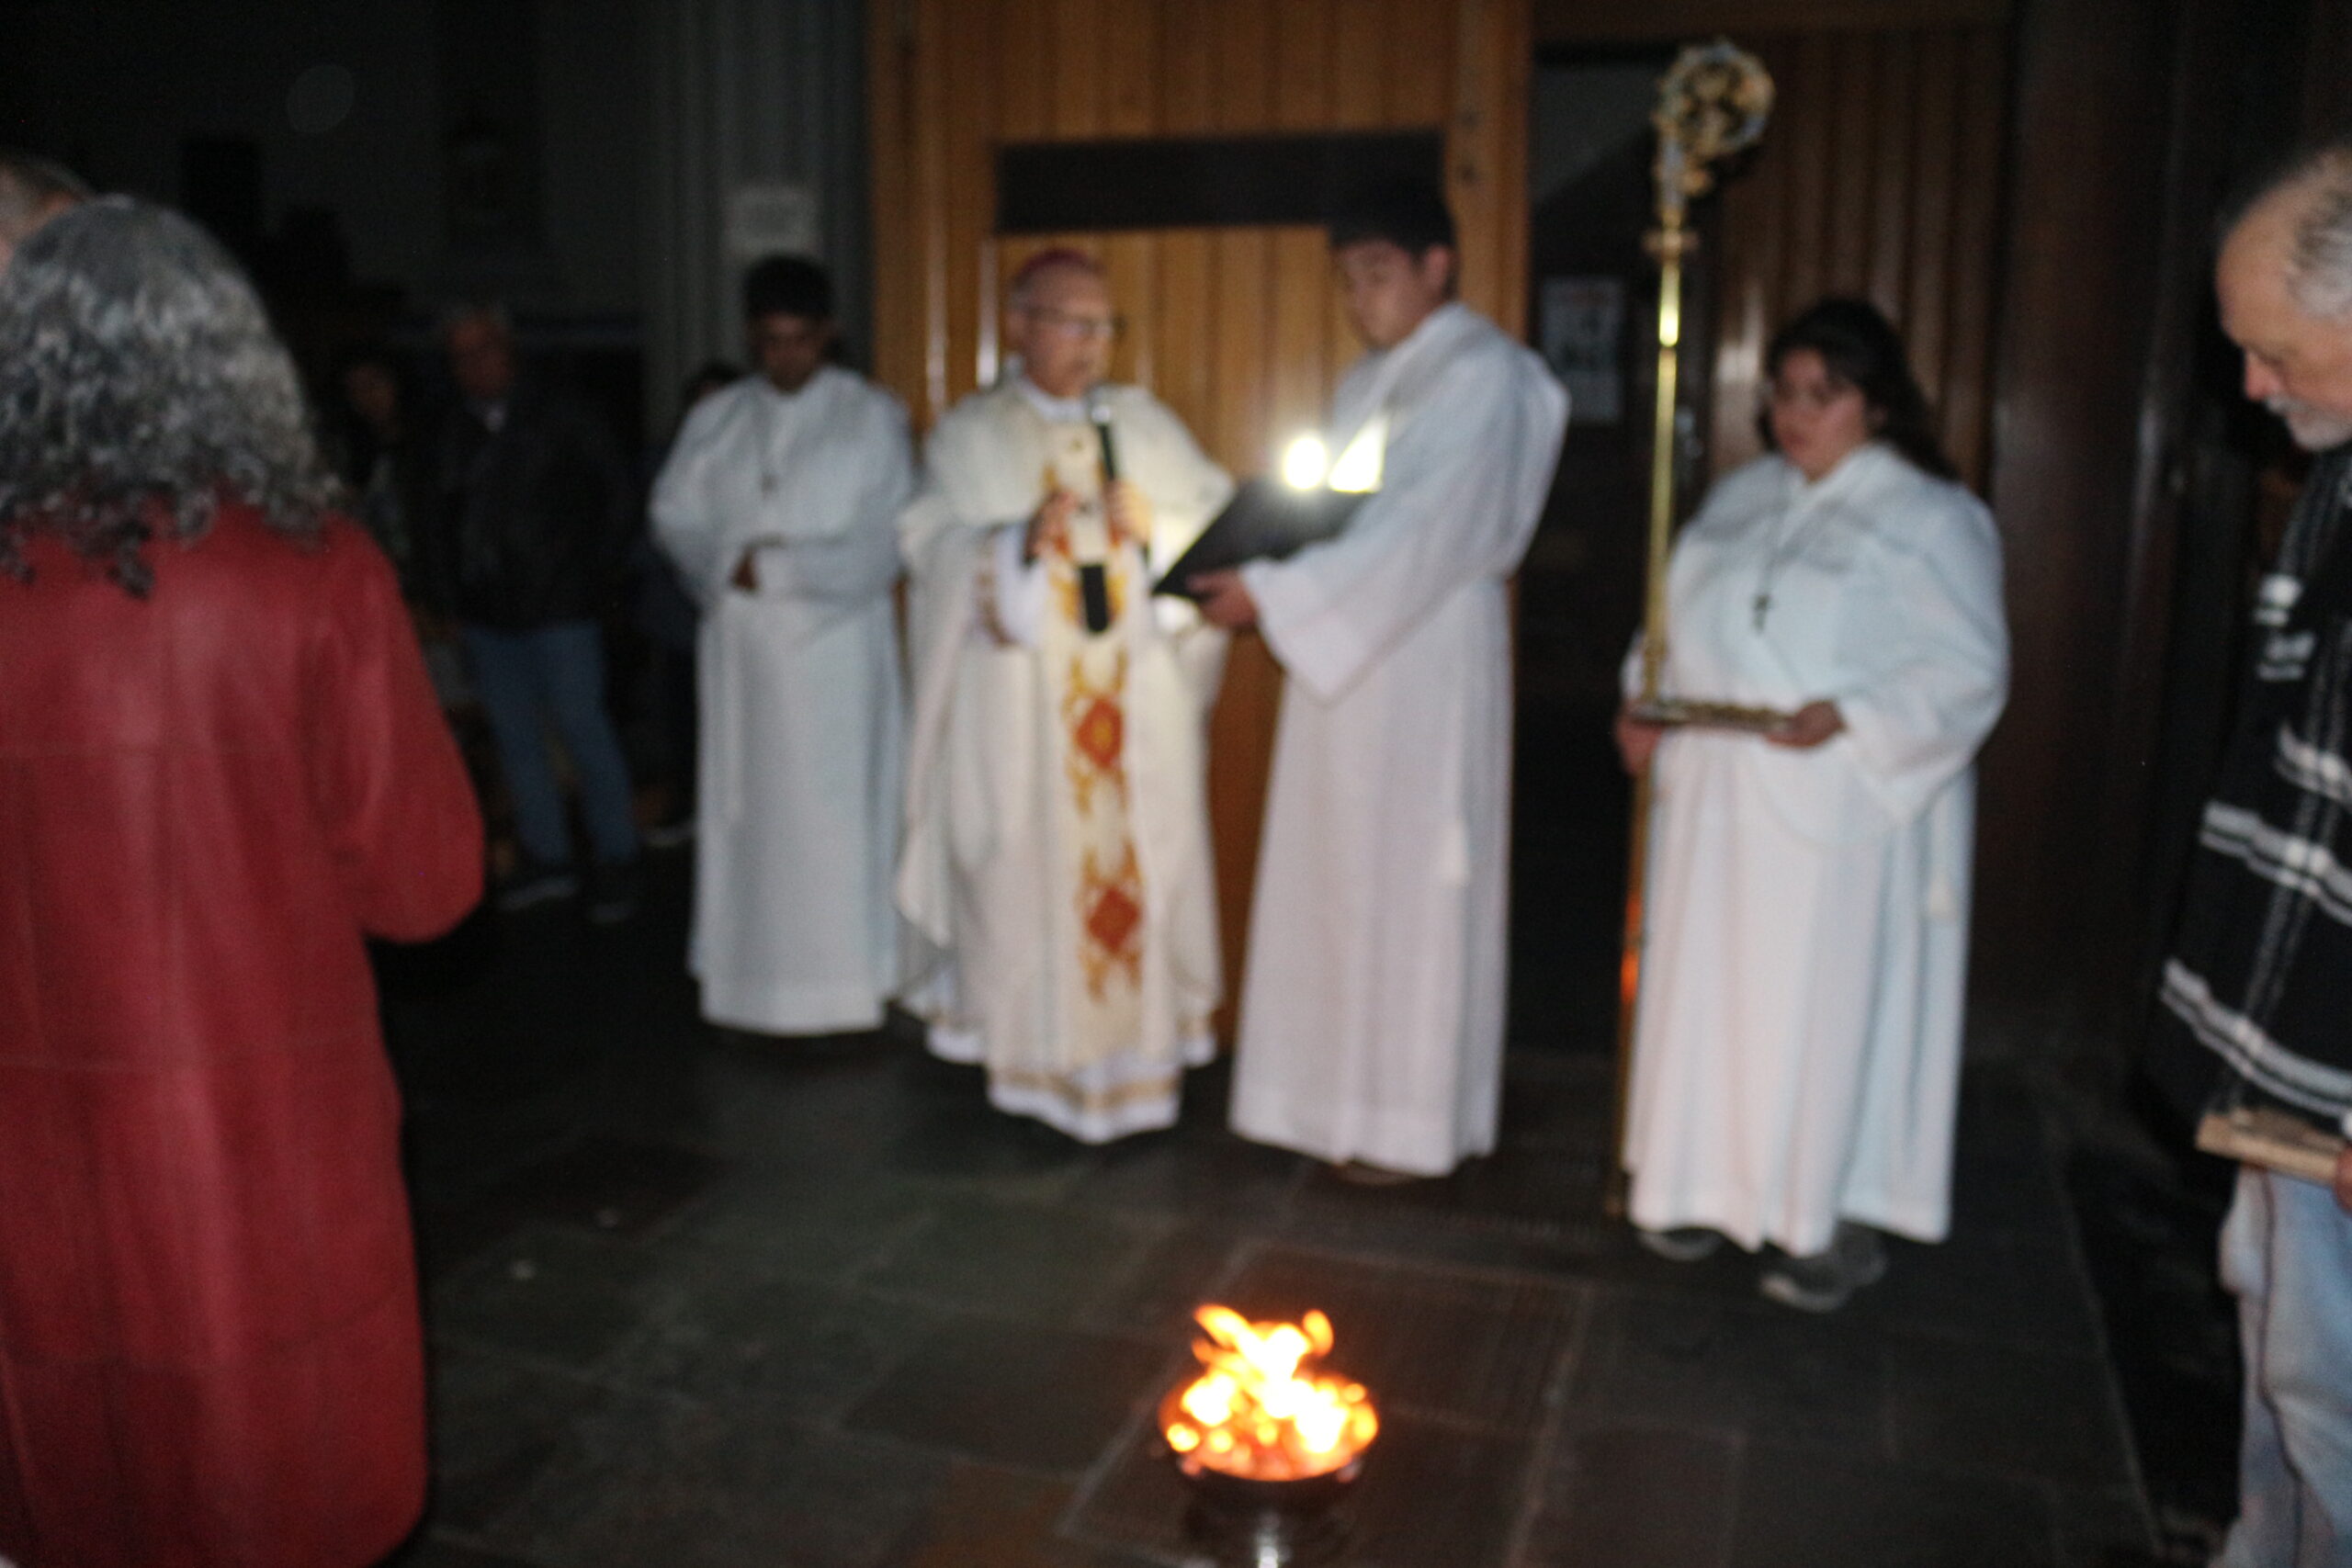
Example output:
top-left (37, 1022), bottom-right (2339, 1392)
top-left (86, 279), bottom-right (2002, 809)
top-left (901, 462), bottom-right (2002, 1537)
top-left (460, 620), bottom-right (641, 870)
top-left (651, 640), bottom-right (697, 807)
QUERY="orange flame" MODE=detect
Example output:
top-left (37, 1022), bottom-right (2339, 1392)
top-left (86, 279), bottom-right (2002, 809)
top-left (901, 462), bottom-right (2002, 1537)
top-left (1159, 1304), bottom-right (1379, 1482)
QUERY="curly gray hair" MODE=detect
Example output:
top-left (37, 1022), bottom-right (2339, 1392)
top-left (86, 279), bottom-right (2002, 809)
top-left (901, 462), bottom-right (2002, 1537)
top-left (0, 197), bottom-right (336, 595)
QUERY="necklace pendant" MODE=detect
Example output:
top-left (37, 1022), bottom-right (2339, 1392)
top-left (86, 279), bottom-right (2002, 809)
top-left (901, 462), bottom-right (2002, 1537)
top-left (760, 474), bottom-right (776, 497)
top-left (1752, 591), bottom-right (1770, 630)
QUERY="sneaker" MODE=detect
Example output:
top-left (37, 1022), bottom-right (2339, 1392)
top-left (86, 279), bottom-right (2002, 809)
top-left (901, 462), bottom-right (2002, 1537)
top-left (1758, 1223), bottom-right (1887, 1313)
top-left (1636, 1226), bottom-right (1724, 1263)
top-left (496, 857), bottom-right (580, 912)
top-left (584, 860), bottom-right (641, 926)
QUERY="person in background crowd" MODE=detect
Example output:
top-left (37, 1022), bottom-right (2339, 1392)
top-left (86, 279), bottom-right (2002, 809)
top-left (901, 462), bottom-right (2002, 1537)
top-left (2151, 137), bottom-right (2352, 1567)
top-left (898, 248), bottom-right (1232, 1141)
top-left (651, 258), bottom-right (914, 1038)
top-left (634, 358), bottom-right (741, 850)
top-left (1199, 180), bottom-right (1566, 1181)
top-left (331, 344), bottom-right (435, 602)
top-left (0, 147), bottom-right (86, 273)
top-left (436, 301), bottom-right (642, 921)
top-left (1613, 298), bottom-right (2008, 1311)
top-left (0, 197), bottom-right (481, 1568)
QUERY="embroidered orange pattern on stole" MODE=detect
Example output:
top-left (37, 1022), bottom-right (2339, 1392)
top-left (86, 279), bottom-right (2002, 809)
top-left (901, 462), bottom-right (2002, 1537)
top-left (1076, 842), bottom-right (1146, 998)
top-left (1060, 648), bottom-right (1130, 813)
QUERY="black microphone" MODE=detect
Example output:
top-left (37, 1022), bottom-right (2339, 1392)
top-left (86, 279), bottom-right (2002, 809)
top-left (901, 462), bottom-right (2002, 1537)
top-left (1078, 391), bottom-right (1119, 635)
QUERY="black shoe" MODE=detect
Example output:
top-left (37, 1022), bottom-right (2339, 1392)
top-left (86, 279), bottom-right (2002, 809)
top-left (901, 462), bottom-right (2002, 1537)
top-left (585, 860), bottom-right (641, 925)
top-left (1758, 1223), bottom-right (1887, 1312)
top-left (642, 814), bottom-right (696, 851)
top-left (497, 857), bottom-right (580, 912)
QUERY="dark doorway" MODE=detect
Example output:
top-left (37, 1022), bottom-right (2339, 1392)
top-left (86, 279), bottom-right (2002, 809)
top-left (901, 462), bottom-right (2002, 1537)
top-left (1510, 49), bottom-right (1706, 1055)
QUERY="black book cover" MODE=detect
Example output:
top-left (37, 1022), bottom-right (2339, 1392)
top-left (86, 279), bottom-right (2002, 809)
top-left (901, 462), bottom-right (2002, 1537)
top-left (1153, 479), bottom-right (1368, 599)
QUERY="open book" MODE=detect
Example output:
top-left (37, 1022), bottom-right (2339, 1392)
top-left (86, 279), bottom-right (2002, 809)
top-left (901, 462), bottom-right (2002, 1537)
top-left (1153, 479), bottom-right (1367, 599)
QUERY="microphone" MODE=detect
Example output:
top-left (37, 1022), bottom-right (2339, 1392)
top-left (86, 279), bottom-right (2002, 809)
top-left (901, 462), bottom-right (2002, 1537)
top-left (1076, 389), bottom-right (1118, 635)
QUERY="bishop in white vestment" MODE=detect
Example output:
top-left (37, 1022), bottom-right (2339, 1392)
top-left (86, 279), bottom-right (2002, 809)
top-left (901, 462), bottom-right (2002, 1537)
top-left (651, 256), bottom-right (915, 1036)
top-left (898, 252), bottom-right (1233, 1142)
top-left (1199, 186), bottom-right (1567, 1178)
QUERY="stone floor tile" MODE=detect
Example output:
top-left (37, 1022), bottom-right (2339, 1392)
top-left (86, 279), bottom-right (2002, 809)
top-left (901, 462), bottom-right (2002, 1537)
top-left (597, 1270), bottom-right (943, 1423)
top-left (1950, 1143), bottom-right (2074, 1247)
top-left (1727, 1441), bottom-right (2057, 1568)
top-left (380, 1537), bottom-right (550, 1568)
top-left (474, 1391), bottom-right (945, 1568)
top-left (1292, 1141), bottom-right (1612, 1244)
top-left (843, 1314), bottom-right (1175, 1473)
top-left (1844, 1232), bottom-right (2100, 1354)
top-left (1570, 1289), bottom-right (1889, 1452)
top-left (660, 1167), bottom-right (936, 1283)
top-left (1078, 1217), bottom-right (1251, 1343)
top-left (464, 1134), bottom-right (729, 1241)
top-left (428, 1227), bottom-right (680, 1371)
top-left (1064, 1127), bottom-right (1310, 1220)
top-left (860, 1198), bottom-right (1159, 1323)
top-left (423, 1343), bottom-right (613, 1533)
top-left (882, 1107), bottom-right (1105, 1201)
top-left (1514, 1424), bottom-right (1741, 1568)
top-left (879, 1461), bottom-right (1160, 1568)
top-left (1884, 1335), bottom-right (2137, 1493)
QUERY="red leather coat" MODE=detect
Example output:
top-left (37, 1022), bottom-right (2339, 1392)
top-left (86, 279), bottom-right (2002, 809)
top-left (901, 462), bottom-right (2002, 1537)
top-left (0, 506), bottom-right (482, 1567)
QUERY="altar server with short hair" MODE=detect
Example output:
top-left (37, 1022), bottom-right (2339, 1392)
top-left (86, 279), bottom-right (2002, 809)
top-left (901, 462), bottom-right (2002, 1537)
top-left (1194, 180), bottom-right (1568, 1179)
top-left (652, 254), bottom-right (915, 1036)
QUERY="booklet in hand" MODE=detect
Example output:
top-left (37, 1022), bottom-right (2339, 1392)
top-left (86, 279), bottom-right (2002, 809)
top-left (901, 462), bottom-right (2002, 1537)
top-left (1153, 479), bottom-right (1368, 599)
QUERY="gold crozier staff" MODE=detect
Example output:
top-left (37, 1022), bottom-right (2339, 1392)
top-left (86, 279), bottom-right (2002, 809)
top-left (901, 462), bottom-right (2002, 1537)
top-left (1610, 39), bottom-right (1774, 1215)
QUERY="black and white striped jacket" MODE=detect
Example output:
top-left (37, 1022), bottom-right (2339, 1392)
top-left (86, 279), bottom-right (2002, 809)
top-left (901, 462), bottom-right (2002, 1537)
top-left (2159, 446), bottom-right (2352, 1134)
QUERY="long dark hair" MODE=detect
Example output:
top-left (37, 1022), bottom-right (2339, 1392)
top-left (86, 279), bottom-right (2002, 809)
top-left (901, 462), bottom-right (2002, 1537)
top-left (1758, 297), bottom-right (1955, 480)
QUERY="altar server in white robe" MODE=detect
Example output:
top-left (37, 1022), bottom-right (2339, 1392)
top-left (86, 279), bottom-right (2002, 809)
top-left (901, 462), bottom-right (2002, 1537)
top-left (898, 250), bottom-right (1233, 1141)
top-left (652, 255), bottom-right (915, 1035)
top-left (1194, 181), bottom-right (1567, 1179)
top-left (1614, 298), bottom-right (2007, 1312)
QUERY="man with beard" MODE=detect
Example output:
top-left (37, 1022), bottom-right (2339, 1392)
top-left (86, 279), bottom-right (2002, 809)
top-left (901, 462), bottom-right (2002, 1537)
top-left (2156, 137), bottom-right (2352, 1566)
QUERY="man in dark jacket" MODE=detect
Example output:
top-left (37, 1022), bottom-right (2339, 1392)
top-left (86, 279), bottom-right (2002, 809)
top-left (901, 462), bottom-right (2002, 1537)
top-left (2156, 138), bottom-right (2352, 1567)
top-left (439, 302), bottom-right (641, 919)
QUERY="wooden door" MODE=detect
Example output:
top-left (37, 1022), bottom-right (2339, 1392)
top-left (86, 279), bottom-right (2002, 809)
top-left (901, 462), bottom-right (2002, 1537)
top-left (869, 0), bottom-right (1532, 1032)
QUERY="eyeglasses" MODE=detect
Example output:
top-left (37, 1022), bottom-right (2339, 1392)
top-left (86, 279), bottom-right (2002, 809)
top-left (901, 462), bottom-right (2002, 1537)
top-left (1026, 307), bottom-right (1124, 343)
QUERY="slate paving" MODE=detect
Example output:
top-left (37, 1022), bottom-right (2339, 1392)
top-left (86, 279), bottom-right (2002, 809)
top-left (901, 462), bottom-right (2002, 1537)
top-left (380, 854), bottom-right (2159, 1567)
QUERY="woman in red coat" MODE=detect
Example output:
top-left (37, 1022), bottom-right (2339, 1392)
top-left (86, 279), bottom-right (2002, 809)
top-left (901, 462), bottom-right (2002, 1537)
top-left (0, 200), bottom-right (483, 1565)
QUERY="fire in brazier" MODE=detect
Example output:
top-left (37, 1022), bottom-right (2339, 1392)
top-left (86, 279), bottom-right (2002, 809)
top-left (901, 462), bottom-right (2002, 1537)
top-left (1160, 1304), bottom-right (1379, 1483)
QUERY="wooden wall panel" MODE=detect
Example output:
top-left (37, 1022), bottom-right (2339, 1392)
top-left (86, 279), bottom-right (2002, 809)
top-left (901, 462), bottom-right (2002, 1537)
top-left (1708, 24), bottom-right (2010, 489)
top-left (870, 0), bottom-right (1531, 1032)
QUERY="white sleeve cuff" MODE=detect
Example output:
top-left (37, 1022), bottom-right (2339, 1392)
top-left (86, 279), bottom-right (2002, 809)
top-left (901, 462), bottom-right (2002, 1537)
top-left (986, 524), bottom-right (1048, 647)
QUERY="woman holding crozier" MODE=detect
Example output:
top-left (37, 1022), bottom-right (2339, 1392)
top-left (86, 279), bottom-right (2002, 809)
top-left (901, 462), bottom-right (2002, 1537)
top-left (1615, 298), bottom-right (2007, 1311)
